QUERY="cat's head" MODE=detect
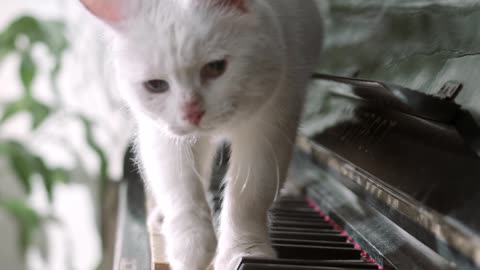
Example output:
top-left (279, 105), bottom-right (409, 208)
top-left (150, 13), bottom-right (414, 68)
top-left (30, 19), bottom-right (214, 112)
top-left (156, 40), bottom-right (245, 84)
top-left (81, 0), bottom-right (285, 137)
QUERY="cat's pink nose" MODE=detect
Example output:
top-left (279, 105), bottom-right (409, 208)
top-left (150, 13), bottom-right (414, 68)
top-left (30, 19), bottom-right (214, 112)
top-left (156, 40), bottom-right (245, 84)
top-left (183, 110), bottom-right (204, 126)
top-left (182, 100), bottom-right (205, 126)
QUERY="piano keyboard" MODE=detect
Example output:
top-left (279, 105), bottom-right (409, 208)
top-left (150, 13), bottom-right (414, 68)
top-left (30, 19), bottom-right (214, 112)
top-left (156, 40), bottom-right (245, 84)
top-left (147, 193), bottom-right (380, 270)
top-left (233, 196), bottom-right (380, 270)
top-left (118, 139), bottom-right (476, 270)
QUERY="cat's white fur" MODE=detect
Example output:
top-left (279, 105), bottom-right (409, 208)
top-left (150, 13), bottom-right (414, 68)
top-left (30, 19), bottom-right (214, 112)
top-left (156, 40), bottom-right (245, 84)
top-left (81, 0), bottom-right (323, 269)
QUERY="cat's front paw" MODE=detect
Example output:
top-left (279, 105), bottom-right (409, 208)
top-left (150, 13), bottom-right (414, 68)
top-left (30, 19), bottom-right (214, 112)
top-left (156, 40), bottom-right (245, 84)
top-left (163, 214), bottom-right (217, 270)
top-left (215, 239), bottom-right (275, 270)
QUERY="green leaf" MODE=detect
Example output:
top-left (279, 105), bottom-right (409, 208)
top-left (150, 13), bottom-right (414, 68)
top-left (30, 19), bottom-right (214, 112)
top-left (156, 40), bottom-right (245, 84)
top-left (50, 168), bottom-right (68, 184)
top-left (0, 97), bottom-right (51, 129)
top-left (79, 117), bottom-right (109, 187)
top-left (29, 100), bottom-right (51, 129)
top-left (0, 45), bottom-right (12, 62)
top-left (32, 157), bottom-right (69, 202)
top-left (40, 21), bottom-right (68, 57)
top-left (1, 141), bottom-right (37, 193)
top-left (0, 19), bottom-right (20, 60)
top-left (33, 156), bottom-right (55, 201)
top-left (0, 98), bottom-right (28, 124)
top-left (0, 199), bottom-right (43, 256)
top-left (0, 15), bottom-right (68, 85)
top-left (50, 59), bottom-right (62, 98)
top-left (0, 16), bottom-right (68, 56)
top-left (20, 52), bottom-right (36, 94)
top-left (0, 141), bottom-right (68, 199)
top-left (0, 16), bottom-right (43, 46)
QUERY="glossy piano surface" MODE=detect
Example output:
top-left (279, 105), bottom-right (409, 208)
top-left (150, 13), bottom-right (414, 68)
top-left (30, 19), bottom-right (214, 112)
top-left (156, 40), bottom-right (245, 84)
top-left (301, 2), bottom-right (480, 268)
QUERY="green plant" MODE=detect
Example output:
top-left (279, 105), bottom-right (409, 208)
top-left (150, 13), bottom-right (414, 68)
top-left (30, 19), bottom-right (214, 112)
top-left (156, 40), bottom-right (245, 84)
top-left (0, 15), bottom-right (112, 269)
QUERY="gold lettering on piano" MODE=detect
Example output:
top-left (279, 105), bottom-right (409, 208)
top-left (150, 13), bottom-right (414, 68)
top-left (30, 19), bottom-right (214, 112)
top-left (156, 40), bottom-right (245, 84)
top-left (326, 154), bottom-right (402, 211)
top-left (305, 136), bottom-right (480, 267)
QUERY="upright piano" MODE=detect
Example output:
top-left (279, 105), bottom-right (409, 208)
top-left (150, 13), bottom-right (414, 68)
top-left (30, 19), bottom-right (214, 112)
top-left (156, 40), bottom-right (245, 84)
top-left (113, 1), bottom-right (480, 270)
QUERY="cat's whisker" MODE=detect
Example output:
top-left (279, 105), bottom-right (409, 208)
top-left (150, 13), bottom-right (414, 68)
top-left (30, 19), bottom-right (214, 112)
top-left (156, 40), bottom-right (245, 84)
top-left (232, 160), bottom-right (242, 193)
top-left (240, 163), bottom-right (252, 193)
top-left (258, 133), bottom-right (281, 203)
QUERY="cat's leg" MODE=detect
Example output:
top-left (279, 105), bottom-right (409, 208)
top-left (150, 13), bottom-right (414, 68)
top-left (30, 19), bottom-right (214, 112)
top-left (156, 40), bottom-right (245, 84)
top-left (138, 126), bottom-right (217, 270)
top-left (195, 137), bottom-right (217, 193)
top-left (215, 115), bottom-right (298, 269)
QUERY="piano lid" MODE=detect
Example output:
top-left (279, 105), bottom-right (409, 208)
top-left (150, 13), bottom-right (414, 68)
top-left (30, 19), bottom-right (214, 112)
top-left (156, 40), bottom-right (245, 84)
top-left (300, 74), bottom-right (480, 268)
top-left (315, 0), bottom-right (480, 125)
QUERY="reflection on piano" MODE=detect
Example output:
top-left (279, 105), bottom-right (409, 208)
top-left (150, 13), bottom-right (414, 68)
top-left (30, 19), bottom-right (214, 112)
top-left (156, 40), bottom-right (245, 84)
top-left (114, 72), bottom-right (480, 270)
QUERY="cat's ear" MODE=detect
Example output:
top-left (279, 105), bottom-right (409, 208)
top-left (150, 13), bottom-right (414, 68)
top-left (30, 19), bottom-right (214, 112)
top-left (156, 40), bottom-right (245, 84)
top-left (79, 0), bottom-right (138, 24)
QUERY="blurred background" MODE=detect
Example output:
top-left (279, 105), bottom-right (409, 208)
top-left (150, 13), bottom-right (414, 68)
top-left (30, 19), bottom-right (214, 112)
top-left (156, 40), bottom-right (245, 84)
top-left (1, 1), bottom-right (132, 270)
top-left (2, 0), bottom-right (480, 270)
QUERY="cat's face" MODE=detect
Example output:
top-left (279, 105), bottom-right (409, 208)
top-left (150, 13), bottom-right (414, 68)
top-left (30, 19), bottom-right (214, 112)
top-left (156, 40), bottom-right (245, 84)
top-left (82, 0), bottom-right (283, 137)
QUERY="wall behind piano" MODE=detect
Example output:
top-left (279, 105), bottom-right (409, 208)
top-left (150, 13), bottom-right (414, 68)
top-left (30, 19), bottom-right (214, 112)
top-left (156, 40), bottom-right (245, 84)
top-left (312, 0), bottom-right (480, 123)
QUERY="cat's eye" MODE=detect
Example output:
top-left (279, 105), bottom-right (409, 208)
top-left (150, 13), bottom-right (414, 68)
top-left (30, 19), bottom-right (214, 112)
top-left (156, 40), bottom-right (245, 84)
top-left (143, 79), bottom-right (169, 94)
top-left (201, 60), bottom-right (228, 81)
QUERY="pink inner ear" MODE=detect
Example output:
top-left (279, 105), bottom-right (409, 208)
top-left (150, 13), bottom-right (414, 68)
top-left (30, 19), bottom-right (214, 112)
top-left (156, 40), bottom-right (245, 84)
top-left (80, 0), bottom-right (126, 22)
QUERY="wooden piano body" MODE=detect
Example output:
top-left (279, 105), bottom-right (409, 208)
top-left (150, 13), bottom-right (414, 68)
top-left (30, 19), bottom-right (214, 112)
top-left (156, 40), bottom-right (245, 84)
top-left (113, 1), bottom-right (480, 270)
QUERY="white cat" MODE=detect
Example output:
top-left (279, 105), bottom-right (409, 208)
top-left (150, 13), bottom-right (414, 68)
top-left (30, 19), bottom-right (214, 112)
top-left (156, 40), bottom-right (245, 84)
top-left (80, 0), bottom-right (323, 269)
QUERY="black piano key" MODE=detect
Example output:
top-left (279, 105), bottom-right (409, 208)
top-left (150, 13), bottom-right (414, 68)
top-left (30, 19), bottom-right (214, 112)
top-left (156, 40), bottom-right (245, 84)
top-left (271, 206), bottom-right (318, 212)
top-left (270, 231), bottom-right (348, 242)
top-left (271, 227), bottom-right (337, 234)
top-left (271, 216), bottom-right (328, 223)
top-left (270, 211), bottom-right (324, 219)
top-left (274, 200), bottom-right (309, 204)
top-left (271, 238), bottom-right (355, 248)
top-left (272, 203), bottom-right (312, 209)
top-left (273, 244), bottom-right (362, 260)
top-left (271, 210), bottom-right (323, 215)
top-left (271, 207), bottom-right (319, 213)
top-left (270, 215), bottom-right (330, 223)
top-left (238, 257), bottom-right (378, 269)
top-left (272, 220), bottom-right (333, 230)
